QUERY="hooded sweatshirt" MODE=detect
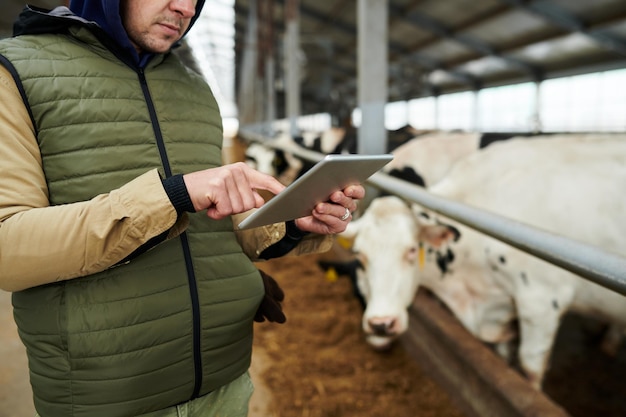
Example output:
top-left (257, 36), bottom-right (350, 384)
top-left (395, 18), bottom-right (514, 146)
top-left (68, 0), bottom-right (206, 68)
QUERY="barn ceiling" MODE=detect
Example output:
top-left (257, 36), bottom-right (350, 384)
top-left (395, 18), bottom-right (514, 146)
top-left (234, 0), bottom-right (626, 118)
top-left (2, 1), bottom-right (626, 122)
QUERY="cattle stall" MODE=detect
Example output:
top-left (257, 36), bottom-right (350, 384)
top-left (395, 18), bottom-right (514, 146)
top-left (401, 290), bottom-right (570, 417)
top-left (238, 128), bottom-right (626, 417)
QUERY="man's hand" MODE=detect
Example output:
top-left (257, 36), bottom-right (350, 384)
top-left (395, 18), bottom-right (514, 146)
top-left (294, 184), bottom-right (366, 235)
top-left (183, 162), bottom-right (285, 219)
top-left (254, 269), bottom-right (286, 324)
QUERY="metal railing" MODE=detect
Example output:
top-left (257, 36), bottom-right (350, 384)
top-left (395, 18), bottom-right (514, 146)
top-left (239, 128), bottom-right (626, 296)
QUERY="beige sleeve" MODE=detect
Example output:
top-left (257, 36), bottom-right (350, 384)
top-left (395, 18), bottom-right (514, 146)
top-left (0, 66), bottom-right (179, 291)
top-left (232, 211), bottom-right (334, 261)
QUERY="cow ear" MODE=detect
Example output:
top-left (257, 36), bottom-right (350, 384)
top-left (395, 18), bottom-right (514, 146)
top-left (418, 224), bottom-right (458, 248)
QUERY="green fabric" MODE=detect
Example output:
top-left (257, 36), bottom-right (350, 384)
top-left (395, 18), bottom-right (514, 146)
top-left (1, 28), bottom-right (262, 417)
top-left (138, 372), bottom-right (254, 417)
top-left (34, 372), bottom-right (254, 417)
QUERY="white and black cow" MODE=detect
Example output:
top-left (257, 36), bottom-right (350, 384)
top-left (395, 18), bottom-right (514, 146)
top-left (243, 128), bottom-right (348, 185)
top-left (384, 131), bottom-right (483, 187)
top-left (243, 133), bottom-right (308, 185)
top-left (384, 131), bottom-right (625, 188)
top-left (294, 124), bottom-right (423, 155)
top-left (245, 125), bottom-right (421, 184)
top-left (341, 134), bottom-right (626, 389)
top-left (383, 130), bottom-right (565, 187)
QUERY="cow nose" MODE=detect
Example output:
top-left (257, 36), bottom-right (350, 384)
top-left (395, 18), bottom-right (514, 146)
top-left (368, 317), bottom-right (396, 336)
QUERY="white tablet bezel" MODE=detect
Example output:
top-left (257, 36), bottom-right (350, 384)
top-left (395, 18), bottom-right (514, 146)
top-left (237, 153), bottom-right (393, 229)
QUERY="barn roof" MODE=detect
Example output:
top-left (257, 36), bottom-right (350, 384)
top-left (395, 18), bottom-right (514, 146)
top-left (2, 1), bottom-right (626, 119)
top-left (233, 0), bottom-right (626, 117)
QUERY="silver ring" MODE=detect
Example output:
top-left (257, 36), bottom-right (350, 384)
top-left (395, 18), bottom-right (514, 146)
top-left (340, 207), bottom-right (351, 221)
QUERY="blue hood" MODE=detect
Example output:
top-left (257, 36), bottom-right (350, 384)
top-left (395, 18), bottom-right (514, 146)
top-left (69, 0), bottom-right (205, 66)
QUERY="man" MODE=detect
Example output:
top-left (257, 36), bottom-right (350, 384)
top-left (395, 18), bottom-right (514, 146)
top-left (0, 1), bottom-right (364, 416)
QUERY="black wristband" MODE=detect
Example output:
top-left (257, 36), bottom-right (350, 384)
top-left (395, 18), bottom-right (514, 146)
top-left (285, 219), bottom-right (310, 239)
top-left (162, 174), bottom-right (195, 214)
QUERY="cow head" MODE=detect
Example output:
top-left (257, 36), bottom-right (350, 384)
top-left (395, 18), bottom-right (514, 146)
top-left (341, 196), bottom-right (433, 350)
top-left (342, 196), bottom-right (516, 351)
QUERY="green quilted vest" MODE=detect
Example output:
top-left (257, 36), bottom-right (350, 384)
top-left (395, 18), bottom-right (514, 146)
top-left (0, 27), bottom-right (263, 417)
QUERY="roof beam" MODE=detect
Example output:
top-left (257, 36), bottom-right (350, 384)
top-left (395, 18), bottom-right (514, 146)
top-left (390, 39), bottom-right (482, 88)
top-left (389, 3), bottom-right (542, 80)
top-left (499, 0), bottom-right (626, 56)
top-left (235, 1), bottom-right (481, 92)
top-left (293, 1), bottom-right (482, 89)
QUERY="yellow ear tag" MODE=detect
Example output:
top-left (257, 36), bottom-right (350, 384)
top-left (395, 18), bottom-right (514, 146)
top-left (336, 236), bottom-right (352, 250)
top-left (325, 267), bottom-right (339, 282)
top-left (418, 245), bottom-right (425, 270)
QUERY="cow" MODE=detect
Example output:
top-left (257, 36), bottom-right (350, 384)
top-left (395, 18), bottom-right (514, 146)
top-left (244, 125), bottom-right (418, 184)
top-left (383, 131), bottom-right (483, 187)
top-left (245, 129), bottom-right (515, 194)
top-left (340, 134), bottom-right (626, 390)
top-left (293, 126), bottom-right (355, 154)
top-left (243, 128), bottom-right (347, 184)
top-left (384, 131), bottom-right (626, 188)
top-left (244, 142), bottom-right (288, 177)
top-left (243, 134), bottom-right (307, 185)
top-left (386, 125), bottom-right (429, 152)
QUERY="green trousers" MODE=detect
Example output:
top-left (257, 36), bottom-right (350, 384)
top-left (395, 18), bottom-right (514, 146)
top-left (35, 372), bottom-right (254, 417)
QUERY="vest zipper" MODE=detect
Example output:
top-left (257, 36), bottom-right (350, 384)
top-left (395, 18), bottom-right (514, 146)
top-left (137, 68), bottom-right (203, 399)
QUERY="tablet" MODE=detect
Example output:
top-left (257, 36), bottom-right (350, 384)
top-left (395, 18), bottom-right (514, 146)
top-left (237, 153), bottom-right (393, 229)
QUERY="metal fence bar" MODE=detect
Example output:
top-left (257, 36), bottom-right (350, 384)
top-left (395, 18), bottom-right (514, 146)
top-left (238, 128), bottom-right (626, 296)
